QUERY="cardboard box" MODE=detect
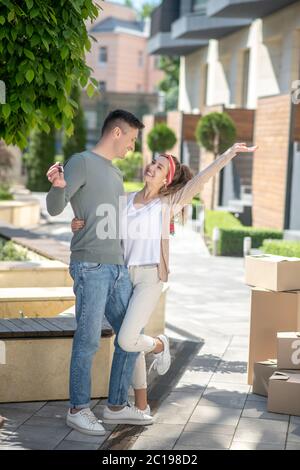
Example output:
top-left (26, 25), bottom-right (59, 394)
top-left (268, 372), bottom-right (300, 416)
top-left (253, 360), bottom-right (278, 396)
top-left (245, 255), bottom-right (300, 291)
top-left (277, 332), bottom-right (300, 369)
top-left (247, 289), bottom-right (300, 385)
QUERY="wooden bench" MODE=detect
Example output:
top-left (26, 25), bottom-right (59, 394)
top-left (0, 287), bottom-right (75, 318)
top-left (0, 317), bottom-right (115, 403)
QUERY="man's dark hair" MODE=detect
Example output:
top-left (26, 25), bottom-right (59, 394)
top-left (101, 109), bottom-right (145, 136)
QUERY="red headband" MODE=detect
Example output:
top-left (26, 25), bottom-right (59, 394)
top-left (162, 154), bottom-right (176, 186)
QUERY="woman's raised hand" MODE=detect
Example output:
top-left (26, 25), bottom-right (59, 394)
top-left (231, 143), bottom-right (258, 155)
top-left (71, 217), bottom-right (85, 233)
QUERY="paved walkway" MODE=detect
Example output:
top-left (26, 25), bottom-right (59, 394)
top-left (0, 197), bottom-right (299, 450)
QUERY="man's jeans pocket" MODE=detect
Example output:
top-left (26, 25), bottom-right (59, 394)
top-left (81, 262), bottom-right (103, 272)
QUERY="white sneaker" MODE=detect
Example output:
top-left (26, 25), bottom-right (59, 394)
top-left (142, 404), bottom-right (151, 416)
top-left (103, 405), bottom-right (153, 426)
top-left (149, 334), bottom-right (171, 376)
top-left (66, 408), bottom-right (106, 436)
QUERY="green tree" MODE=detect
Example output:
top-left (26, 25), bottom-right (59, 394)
top-left (147, 123), bottom-right (177, 153)
top-left (113, 151), bottom-right (143, 181)
top-left (0, 1), bottom-right (99, 148)
top-left (63, 85), bottom-right (86, 160)
top-left (158, 56), bottom-right (180, 111)
top-left (195, 112), bottom-right (236, 208)
top-left (23, 126), bottom-right (56, 192)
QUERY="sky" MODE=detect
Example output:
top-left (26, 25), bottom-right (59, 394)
top-left (110, 0), bottom-right (160, 11)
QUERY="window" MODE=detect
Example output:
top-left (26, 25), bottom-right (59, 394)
top-left (99, 81), bottom-right (106, 92)
top-left (99, 47), bottom-right (108, 65)
top-left (138, 51), bottom-right (144, 68)
top-left (193, 0), bottom-right (207, 14)
top-left (85, 111), bottom-right (97, 130)
top-left (242, 49), bottom-right (250, 107)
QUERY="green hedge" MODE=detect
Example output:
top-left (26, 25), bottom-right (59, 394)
top-left (0, 240), bottom-right (29, 261)
top-left (261, 240), bottom-right (300, 258)
top-left (219, 228), bottom-right (283, 256)
top-left (205, 210), bottom-right (242, 239)
top-left (0, 184), bottom-right (13, 201)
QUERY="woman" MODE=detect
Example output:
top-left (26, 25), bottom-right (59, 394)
top-left (72, 142), bottom-right (257, 418)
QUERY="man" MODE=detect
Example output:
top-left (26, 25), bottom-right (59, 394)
top-left (46, 110), bottom-right (153, 435)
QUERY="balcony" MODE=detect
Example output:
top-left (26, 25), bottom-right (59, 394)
top-left (207, 0), bottom-right (298, 19)
top-left (150, 0), bottom-right (180, 37)
top-left (148, 32), bottom-right (207, 56)
top-left (172, 13), bottom-right (251, 40)
top-left (149, 0), bottom-right (207, 55)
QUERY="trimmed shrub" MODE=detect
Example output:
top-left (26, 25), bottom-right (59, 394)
top-left (0, 184), bottom-right (13, 201)
top-left (195, 112), bottom-right (236, 155)
top-left (0, 239), bottom-right (29, 261)
top-left (147, 123), bottom-right (177, 153)
top-left (261, 240), bottom-right (300, 258)
top-left (205, 210), bottom-right (242, 240)
top-left (113, 151), bottom-right (143, 182)
top-left (219, 228), bottom-right (283, 256)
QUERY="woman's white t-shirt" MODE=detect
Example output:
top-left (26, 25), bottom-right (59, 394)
top-left (121, 192), bottom-right (162, 267)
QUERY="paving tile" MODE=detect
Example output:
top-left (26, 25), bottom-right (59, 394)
top-left (138, 423), bottom-right (184, 440)
top-left (198, 382), bottom-right (249, 409)
top-left (234, 418), bottom-right (288, 445)
top-left (0, 402), bottom-right (46, 412)
top-left (55, 440), bottom-right (100, 450)
top-left (189, 405), bottom-right (242, 427)
top-left (286, 442), bottom-right (300, 450)
top-left (230, 441), bottom-right (284, 450)
top-left (0, 423), bottom-right (70, 450)
top-left (130, 436), bottom-right (176, 450)
top-left (177, 431), bottom-right (232, 449)
top-left (246, 394), bottom-right (267, 403)
top-left (0, 408), bottom-right (32, 431)
top-left (184, 422), bottom-right (235, 436)
top-left (242, 401), bottom-right (289, 422)
top-left (65, 429), bottom-right (108, 444)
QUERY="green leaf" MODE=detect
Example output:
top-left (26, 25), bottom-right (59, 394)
top-left (26, 24), bottom-right (34, 37)
top-left (25, 69), bottom-right (34, 83)
top-left (40, 121), bottom-right (50, 133)
top-left (41, 37), bottom-right (49, 51)
top-left (16, 72), bottom-right (24, 85)
top-left (90, 77), bottom-right (98, 87)
top-left (30, 34), bottom-right (40, 47)
top-left (45, 71), bottom-right (56, 85)
top-left (8, 11), bottom-right (15, 22)
top-left (63, 104), bottom-right (73, 119)
top-left (21, 101), bottom-right (33, 114)
top-left (86, 83), bottom-right (95, 98)
top-left (25, 0), bottom-right (34, 9)
top-left (2, 104), bottom-right (11, 119)
top-left (30, 8), bottom-right (39, 19)
top-left (80, 76), bottom-right (88, 88)
top-left (0, 16), bottom-right (5, 25)
top-left (65, 123), bottom-right (74, 137)
top-left (24, 49), bottom-right (35, 61)
top-left (60, 46), bottom-right (69, 60)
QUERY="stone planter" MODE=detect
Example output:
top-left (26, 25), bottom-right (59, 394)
top-left (0, 199), bottom-right (40, 227)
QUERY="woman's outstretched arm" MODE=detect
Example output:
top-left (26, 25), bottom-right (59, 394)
top-left (169, 143), bottom-right (257, 210)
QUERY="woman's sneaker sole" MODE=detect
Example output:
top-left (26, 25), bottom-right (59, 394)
top-left (102, 417), bottom-right (153, 426)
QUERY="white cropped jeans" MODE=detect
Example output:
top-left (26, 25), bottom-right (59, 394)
top-left (117, 265), bottom-right (164, 389)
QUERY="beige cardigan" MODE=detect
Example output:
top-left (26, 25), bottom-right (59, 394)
top-left (154, 147), bottom-right (236, 282)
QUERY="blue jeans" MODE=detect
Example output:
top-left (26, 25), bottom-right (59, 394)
top-left (69, 261), bottom-right (139, 409)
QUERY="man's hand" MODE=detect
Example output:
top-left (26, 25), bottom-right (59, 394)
top-left (231, 143), bottom-right (258, 156)
top-left (46, 162), bottom-right (67, 188)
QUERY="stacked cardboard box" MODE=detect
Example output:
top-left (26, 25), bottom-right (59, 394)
top-left (245, 255), bottom-right (300, 415)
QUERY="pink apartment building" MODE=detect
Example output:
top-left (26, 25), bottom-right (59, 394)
top-left (85, 1), bottom-right (164, 94)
